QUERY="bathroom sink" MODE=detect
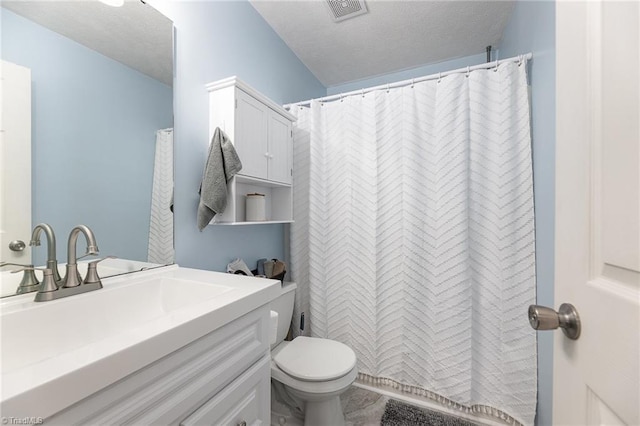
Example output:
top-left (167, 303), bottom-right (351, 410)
top-left (0, 265), bottom-right (281, 419)
top-left (0, 257), bottom-right (165, 298)
top-left (1, 276), bottom-right (231, 372)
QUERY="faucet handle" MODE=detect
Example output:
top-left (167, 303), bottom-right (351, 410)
top-left (88, 255), bottom-right (117, 265)
top-left (1, 261), bottom-right (32, 268)
top-left (10, 266), bottom-right (58, 294)
top-left (76, 252), bottom-right (99, 262)
top-left (1, 262), bottom-right (41, 294)
top-left (84, 255), bottom-right (117, 285)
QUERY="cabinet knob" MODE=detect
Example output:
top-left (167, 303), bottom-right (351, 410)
top-left (264, 152), bottom-right (270, 158)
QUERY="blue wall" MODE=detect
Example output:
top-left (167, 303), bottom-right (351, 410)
top-left (151, 0), bottom-right (325, 272)
top-left (1, 9), bottom-right (173, 266)
top-left (499, 2), bottom-right (556, 425)
top-left (327, 52), bottom-right (487, 96)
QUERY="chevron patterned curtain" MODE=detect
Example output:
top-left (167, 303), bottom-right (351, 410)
top-left (148, 128), bottom-right (174, 265)
top-left (290, 61), bottom-right (537, 426)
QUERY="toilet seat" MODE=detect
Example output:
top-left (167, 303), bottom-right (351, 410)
top-left (273, 336), bottom-right (357, 382)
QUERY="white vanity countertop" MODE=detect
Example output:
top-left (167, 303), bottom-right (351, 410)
top-left (0, 265), bottom-right (281, 419)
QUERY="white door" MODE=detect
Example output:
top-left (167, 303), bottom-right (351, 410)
top-left (554, 1), bottom-right (639, 425)
top-left (0, 61), bottom-right (32, 263)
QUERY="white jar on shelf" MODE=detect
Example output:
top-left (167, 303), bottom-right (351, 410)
top-left (245, 193), bottom-right (266, 221)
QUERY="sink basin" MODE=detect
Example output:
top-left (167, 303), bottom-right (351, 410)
top-left (1, 276), bottom-right (231, 372)
top-left (0, 257), bottom-right (165, 298)
top-left (0, 265), bottom-right (281, 419)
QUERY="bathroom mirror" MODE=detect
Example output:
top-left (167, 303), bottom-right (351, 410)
top-left (1, 0), bottom-right (174, 298)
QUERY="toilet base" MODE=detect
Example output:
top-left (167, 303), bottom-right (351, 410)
top-left (285, 385), bottom-right (347, 426)
top-left (302, 396), bottom-right (345, 426)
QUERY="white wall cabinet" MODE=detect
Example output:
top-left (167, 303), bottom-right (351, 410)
top-left (206, 77), bottom-right (295, 225)
top-left (46, 307), bottom-right (271, 426)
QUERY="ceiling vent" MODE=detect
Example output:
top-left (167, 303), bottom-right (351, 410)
top-left (326, 0), bottom-right (368, 22)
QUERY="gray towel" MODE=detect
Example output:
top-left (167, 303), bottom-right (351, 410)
top-left (197, 128), bottom-right (242, 230)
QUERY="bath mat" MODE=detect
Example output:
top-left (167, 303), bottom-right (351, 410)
top-left (381, 399), bottom-right (478, 426)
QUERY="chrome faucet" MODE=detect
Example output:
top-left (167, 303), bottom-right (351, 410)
top-left (62, 225), bottom-right (99, 288)
top-left (33, 225), bottom-right (103, 302)
top-left (29, 223), bottom-right (62, 284)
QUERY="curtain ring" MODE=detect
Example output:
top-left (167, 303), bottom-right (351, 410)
top-left (438, 72), bottom-right (442, 83)
top-left (411, 79), bottom-right (415, 88)
top-left (340, 93), bottom-right (344, 102)
top-left (466, 66), bottom-right (470, 78)
top-left (361, 89), bottom-right (365, 98)
top-left (494, 58), bottom-right (499, 72)
top-left (386, 83), bottom-right (390, 93)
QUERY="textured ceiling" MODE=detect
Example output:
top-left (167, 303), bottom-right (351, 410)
top-left (2, 0), bottom-right (173, 86)
top-left (3, 1), bottom-right (513, 89)
top-left (250, 0), bottom-right (514, 87)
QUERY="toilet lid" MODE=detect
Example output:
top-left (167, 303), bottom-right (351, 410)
top-left (273, 336), bottom-right (357, 382)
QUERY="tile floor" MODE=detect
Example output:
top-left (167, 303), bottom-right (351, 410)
top-left (270, 384), bottom-right (499, 426)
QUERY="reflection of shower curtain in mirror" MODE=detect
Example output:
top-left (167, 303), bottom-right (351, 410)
top-left (148, 128), bottom-right (174, 265)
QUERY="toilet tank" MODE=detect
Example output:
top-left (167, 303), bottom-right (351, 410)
top-left (269, 281), bottom-right (297, 349)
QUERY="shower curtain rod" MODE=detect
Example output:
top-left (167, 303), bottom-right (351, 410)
top-left (285, 52), bottom-right (532, 109)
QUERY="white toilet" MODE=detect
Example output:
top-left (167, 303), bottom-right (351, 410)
top-left (270, 282), bottom-right (358, 426)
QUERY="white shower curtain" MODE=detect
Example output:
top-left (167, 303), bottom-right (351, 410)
top-left (290, 61), bottom-right (536, 426)
top-left (148, 128), bottom-right (174, 265)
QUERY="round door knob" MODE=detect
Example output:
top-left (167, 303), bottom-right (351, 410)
top-left (9, 240), bottom-right (26, 251)
top-left (528, 303), bottom-right (581, 340)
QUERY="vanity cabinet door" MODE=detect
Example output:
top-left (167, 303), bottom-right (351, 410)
top-left (180, 355), bottom-right (270, 426)
top-left (235, 89), bottom-right (268, 181)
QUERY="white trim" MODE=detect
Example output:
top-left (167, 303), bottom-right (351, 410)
top-left (205, 76), bottom-right (297, 122)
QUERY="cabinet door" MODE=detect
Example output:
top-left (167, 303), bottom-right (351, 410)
top-left (235, 89), bottom-right (268, 180)
top-left (267, 110), bottom-right (292, 184)
top-left (180, 355), bottom-right (270, 426)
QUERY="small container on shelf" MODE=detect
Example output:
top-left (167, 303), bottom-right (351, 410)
top-left (245, 193), bottom-right (266, 221)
